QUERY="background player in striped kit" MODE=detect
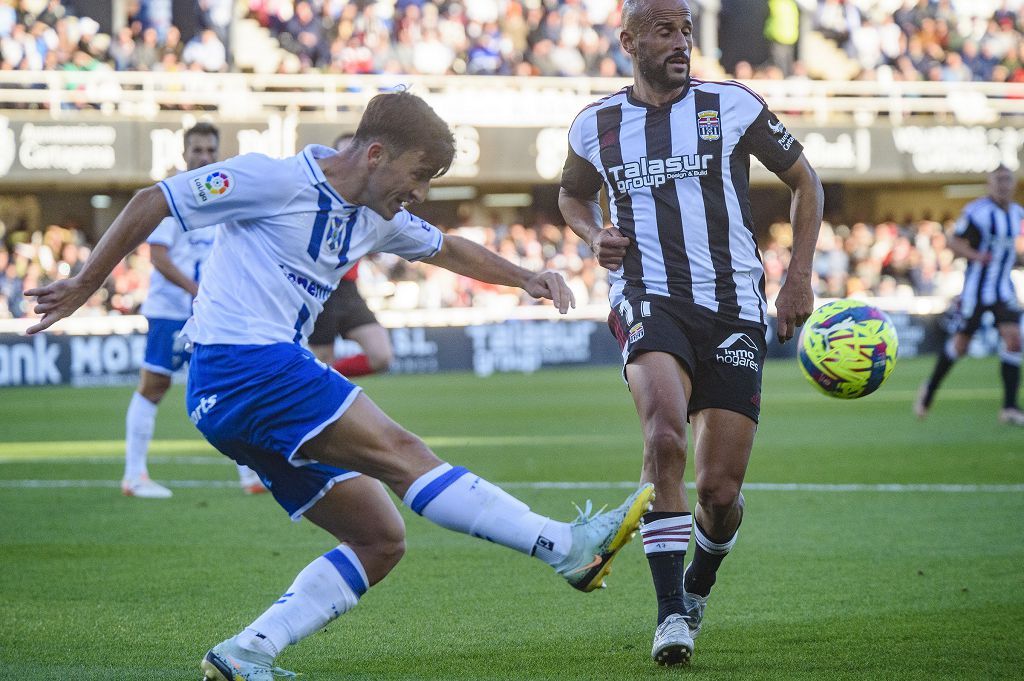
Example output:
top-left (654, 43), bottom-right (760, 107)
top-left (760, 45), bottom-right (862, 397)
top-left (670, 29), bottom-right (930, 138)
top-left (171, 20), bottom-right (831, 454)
top-left (308, 133), bottom-right (393, 378)
top-left (558, 0), bottom-right (823, 665)
top-left (26, 91), bottom-right (655, 680)
top-left (122, 122), bottom-right (265, 498)
top-left (915, 165), bottom-right (1024, 425)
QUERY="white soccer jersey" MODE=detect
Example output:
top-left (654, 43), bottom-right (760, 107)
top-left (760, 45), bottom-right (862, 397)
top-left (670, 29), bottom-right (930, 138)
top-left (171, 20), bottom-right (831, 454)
top-left (140, 217), bottom-right (217, 320)
top-left (158, 144), bottom-right (443, 345)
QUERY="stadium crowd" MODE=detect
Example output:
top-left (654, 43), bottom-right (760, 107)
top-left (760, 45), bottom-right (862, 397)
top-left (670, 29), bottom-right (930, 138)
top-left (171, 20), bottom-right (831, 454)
top-left (3, 212), bottom-right (1016, 320)
top-left (1, 0), bottom-right (1024, 82)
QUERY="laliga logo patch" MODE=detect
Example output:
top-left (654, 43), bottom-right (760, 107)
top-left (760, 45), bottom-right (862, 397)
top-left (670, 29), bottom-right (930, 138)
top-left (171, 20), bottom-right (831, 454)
top-left (628, 322), bottom-right (645, 345)
top-left (697, 110), bottom-right (721, 141)
top-left (204, 171), bottom-right (232, 195)
top-left (190, 169), bottom-right (234, 204)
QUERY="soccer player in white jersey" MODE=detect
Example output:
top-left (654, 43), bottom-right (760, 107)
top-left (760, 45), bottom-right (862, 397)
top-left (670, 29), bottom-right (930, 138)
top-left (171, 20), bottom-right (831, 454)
top-left (558, 0), bottom-right (823, 665)
top-left (26, 91), bottom-right (655, 680)
top-left (122, 122), bottom-right (265, 498)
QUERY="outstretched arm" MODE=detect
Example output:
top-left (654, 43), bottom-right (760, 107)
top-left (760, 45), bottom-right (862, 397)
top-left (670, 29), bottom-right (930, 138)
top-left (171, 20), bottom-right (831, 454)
top-left (26, 185), bottom-right (171, 334)
top-left (422, 234), bottom-right (576, 313)
top-left (773, 154), bottom-right (823, 343)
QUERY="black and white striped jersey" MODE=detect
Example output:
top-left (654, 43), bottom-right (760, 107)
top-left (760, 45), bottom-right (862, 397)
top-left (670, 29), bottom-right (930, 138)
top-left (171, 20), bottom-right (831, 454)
top-left (954, 196), bottom-right (1022, 315)
top-left (561, 79), bottom-right (803, 325)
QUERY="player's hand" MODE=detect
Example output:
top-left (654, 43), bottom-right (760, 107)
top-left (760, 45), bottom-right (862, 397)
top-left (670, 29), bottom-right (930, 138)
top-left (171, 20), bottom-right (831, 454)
top-left (590, 227), bottom-right (631, 270)
top-left (524, 270), bottom-right (576, 314)
top-left (774, 275), bottom-right (813, 343)
top-left (24, 276), bottom-right (96, 335)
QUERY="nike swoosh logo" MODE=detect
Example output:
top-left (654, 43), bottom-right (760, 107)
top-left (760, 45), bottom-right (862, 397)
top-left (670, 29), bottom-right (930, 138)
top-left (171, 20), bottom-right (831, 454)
top-left (568, 554), bottom-right (603, 575)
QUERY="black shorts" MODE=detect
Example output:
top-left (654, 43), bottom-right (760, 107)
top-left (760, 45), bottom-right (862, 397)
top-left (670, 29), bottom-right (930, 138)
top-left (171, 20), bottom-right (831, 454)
top-left (951, 299), bottom-right (1021, 335)
top-left (307, 279), bottom-right (379, 346)
top-left (608, 296), bottom-right (768, 422)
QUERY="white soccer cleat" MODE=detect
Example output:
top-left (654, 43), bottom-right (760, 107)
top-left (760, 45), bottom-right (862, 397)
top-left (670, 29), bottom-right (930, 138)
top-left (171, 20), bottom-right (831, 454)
top-left (999, 408), bottom-right (1024, 426)
top-left (555, 483), bottom-right (655, 592)
top-left (200, 637), bottom-right (295, 681)
top-left (121, 476), bottom-right (173, 499)
top-left (681, 566), bottom-right (709, 639)
top-left (651, 613), bottom-right (694, 666)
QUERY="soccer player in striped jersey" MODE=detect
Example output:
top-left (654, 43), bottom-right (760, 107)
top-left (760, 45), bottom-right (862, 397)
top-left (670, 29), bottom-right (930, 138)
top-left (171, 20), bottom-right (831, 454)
top-left (122, 122), bottom-right (265, 498)
top-left (26, 91), bottom-right (655, 680)
top-left (559, 0), bottom-right (823, 665)
top-left (915, 165), bottom-right (1024, 425)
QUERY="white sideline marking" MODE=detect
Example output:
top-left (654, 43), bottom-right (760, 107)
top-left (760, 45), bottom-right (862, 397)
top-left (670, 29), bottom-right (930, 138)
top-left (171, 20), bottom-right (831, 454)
top-left (0, 480), bottom-right (1021, 493)
top-left (0, 456), bottom-right (228, 465)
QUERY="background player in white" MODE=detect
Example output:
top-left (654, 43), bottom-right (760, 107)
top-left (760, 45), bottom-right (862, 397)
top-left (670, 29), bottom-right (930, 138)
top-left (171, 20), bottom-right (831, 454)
top-left (123, 122), bottom-right (265, 498)
top-left (26, 91), bottom-right (655, 680)
top-left (915, 164), bottom-right (1024, 425)
top-left (308, 133), bottom-right (394, 378)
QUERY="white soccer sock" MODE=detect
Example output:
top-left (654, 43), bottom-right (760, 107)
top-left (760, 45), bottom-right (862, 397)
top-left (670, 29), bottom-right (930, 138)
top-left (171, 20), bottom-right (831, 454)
top-left (402, 463), bottom-right (568, 563)
top-left (641, 514), bottom-right (692, 556)
top-left (124, 392), bottom-right (158, 480)
top-left (691, 517), bottom-right (738, 556)
top-left (999, 348), bottom-right (1022, 366)
top-left (237, 544), bottom-right (368, 659)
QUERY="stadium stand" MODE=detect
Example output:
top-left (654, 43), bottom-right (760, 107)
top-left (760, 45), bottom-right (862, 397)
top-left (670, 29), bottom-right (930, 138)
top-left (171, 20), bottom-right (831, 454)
top-left (1, 1), bottom-right (1023, 81)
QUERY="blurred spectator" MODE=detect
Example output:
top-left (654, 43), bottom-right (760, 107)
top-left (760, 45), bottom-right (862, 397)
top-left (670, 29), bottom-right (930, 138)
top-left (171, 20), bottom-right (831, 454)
top-left (765, 0), bottom-right (800, 76)
top-left (182, 28), bottom-right (226, 71)
top-left (134, 27), bottom-right (161, 70)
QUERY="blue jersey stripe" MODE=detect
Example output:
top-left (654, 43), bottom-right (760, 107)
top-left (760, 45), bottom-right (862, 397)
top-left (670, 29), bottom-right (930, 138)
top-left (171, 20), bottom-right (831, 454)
top-left (323, 548), bottom-right (368, 597)
top-left (306, 188), bottom-right (334, 261)
top-left (335, 210), bottom-right (359, 269)
top-left (410, 466), bottom-right (470, 515)
top-left (291, 304), bottom-right (310, 343)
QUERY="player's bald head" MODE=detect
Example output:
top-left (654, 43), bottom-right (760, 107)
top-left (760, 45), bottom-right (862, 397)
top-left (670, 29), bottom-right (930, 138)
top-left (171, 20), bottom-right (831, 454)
top-left (621, 0), bottom-right (691, 35)
top-left (988, 163), bottom-right (1017, 205)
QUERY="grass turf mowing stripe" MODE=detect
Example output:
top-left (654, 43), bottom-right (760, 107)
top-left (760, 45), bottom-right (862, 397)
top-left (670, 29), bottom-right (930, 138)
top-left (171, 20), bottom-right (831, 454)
top-left (0, 434), bottom-right (640, 461)
top-left (2, 479), bottom-right (1022, 492)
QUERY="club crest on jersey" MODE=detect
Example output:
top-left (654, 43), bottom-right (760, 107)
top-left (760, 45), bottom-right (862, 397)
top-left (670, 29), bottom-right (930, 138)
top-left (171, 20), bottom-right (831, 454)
top-left (325, 216), bottom-right (346, 251)
top-left (697, 110), bottom-right (721, 141)
top-left (190, 169), bottom-right (233, 204)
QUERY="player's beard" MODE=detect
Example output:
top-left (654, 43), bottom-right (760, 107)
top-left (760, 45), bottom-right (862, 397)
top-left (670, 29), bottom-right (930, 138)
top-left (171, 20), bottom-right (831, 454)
top-left (636, 50), bottom-right (689, 93)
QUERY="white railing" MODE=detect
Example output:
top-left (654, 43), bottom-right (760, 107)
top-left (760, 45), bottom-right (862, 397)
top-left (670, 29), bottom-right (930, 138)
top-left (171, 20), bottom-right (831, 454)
top-left (1, 71), bottom-right (1023, 127)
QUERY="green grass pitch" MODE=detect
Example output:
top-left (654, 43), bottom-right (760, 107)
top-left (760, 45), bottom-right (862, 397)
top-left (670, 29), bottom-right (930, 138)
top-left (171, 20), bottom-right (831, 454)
top-left (1, 357), bottom-right (1022, 679)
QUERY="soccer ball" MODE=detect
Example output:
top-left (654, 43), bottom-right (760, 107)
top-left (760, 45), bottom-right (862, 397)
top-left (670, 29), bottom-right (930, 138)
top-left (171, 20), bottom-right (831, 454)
top-left (797, 299), bottom-right (899, 399)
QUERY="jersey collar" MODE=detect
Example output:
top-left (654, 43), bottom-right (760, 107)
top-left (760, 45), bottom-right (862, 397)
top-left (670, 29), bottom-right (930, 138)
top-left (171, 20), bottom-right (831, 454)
top-left (300, 144), bottom-right (356, 210)
top-left (625, 78), bottom-right (692, 109)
